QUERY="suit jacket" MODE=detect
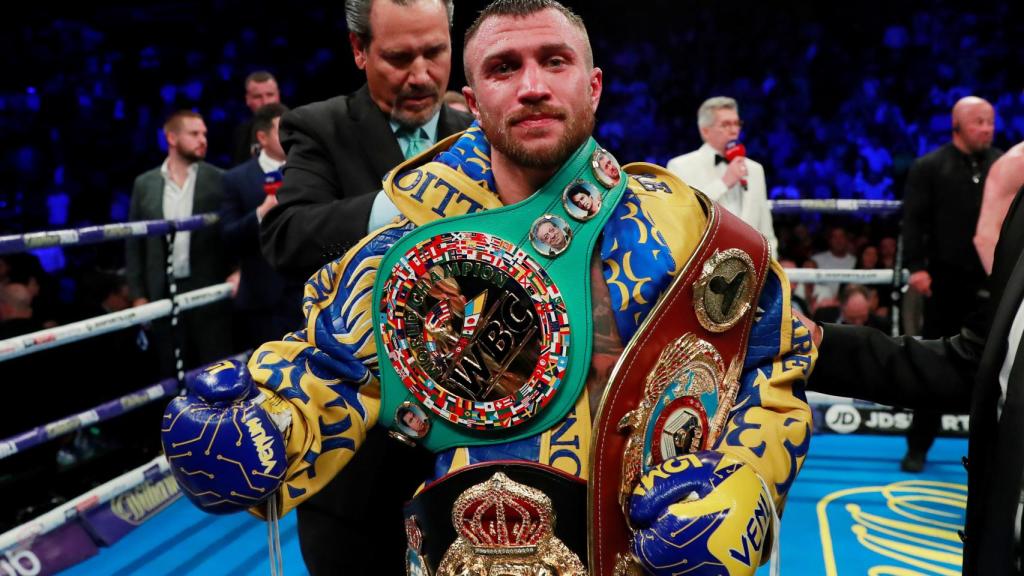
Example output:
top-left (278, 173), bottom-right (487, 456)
top-left (810, 185), bottom-right (1024, 575)
top-left (260, 84), bottom-right (474, 279)
top-left (220, 157), bottom-right (288, 310)
top-left (666, 143), bottom-right (778, 257)
top-left (125, 162), bottom-right (226, 301)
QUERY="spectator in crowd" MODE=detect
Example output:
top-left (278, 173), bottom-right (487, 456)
top-left (125, 110), bottom-right (233, 379)
top-left (256, 1), bottom-right (473, 573)
top-left (878, 235), bottom-right (898, 269)
top-left (899, 95), bottom-right (1003, 473)
top-left (259, 0), bottom-right (473, 283)
top-left (232, 71), bottom-right (282, 164)
top-left (666, 96), bottom-right (778, 256)
top-left (812, 226), bottom-right (857, 305)
top-left (0, 282), bottom-right (37, 337)
top-left (856, 243), bottom-right (891, 316)
top-left (813, 283), bottom-right (891, 333)
top-left (221, 103), bottom-right (304, 350)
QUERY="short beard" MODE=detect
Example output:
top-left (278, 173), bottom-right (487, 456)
top-left (390, 87), bottom-right (442, 130)
top-left (180, 149), bottom-right (205, 163)
top-left (483, 105), bottom-right (594, 170)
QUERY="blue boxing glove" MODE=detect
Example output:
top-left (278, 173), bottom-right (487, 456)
top-left (161, 359), bottom-right (289, 514)
top-left (628, 451), bottom-right (775, 576)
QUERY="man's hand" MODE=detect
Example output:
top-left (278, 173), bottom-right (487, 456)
top-left (162, 359), bottom-right (288, 514)
top-left (792, 308), bottom-right (822, 347)
top-left (628, 452), bottom-right (773, 575)
top-left (132, 297), bottom-right (149, 307)
top-left (225, 270), bottom-right (241, 298)
top-left (256, 193), bottom-right (279, 222)
top-left (722, 157), bottom-right (747, 189)
top-left (908, 270), bottom-right (932, 297)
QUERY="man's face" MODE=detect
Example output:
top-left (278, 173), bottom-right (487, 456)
top-left (245, 80), bottom-right (280, 113)
top-left (572, 191), bottom-right (592, 211)
top-left (842, 294), bottom-right (870, 326)
top-left (537, 221), bottom-right (567, 250)
top-left (599, 155), bottom-right (617, 180)
top-left (699, 108), bottom-right (741, 154)
top-left (402, 410), bottom-right (427, 434)
top-left (463, 8), bottom-right (602, 170)
top-left (168, 117), bottom-right (208, 162)
top-left (257, 117), bottom-right (286, 161)
top-left (828, 228), bottom-right (848, 255)
top-left (351, 0), bottom-right (451, 128)
top-left (955, 102), bottom-right (995, 154)
top-left (879, 237), bottom-right (896, 258)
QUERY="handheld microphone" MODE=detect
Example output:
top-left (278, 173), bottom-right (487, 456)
top-left (263, 171), bottom-right (283, 196)
top-left (725, 140), bottom-right (747, 189)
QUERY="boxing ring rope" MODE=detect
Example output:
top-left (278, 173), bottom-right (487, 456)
top-left (0, 198), bottom-right (915, 562)
top-left (783, 268), bottom-right (907, 285)
top-left (0, 213), bottom-right (238, 556)
top-left (767, 198), bottom-right (902, 214)
top-left (0, 214), bottom-right (219, 255)
top-left (0, 283), bottom-right (232, 362)
top-left (0, 352), bottom-right (249, 462)
top-left (0, 455), bottom-right (170, 552)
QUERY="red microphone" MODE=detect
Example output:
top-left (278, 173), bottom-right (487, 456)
top-left (724, 140), bottom-right (747, 189)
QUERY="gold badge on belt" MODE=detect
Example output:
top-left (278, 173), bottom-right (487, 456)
top-left (692, 248), bottom-right (758, 333)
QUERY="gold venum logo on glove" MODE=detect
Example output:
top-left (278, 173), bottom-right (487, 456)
top-left (616, 334), bottom-right (741, 514)
top-left (436, 472), bottom-right (585, 576)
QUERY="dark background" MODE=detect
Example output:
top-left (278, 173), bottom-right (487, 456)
top-left (1, 0), bottom-right (1022, 262)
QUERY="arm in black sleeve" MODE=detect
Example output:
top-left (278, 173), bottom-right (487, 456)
top-left (901, 157), bottom-right (932, 272)
top-left (259, 107), bottom-right (378, 280)
top-left (220, 172), bottom-right (259, 262)
top-left (809, 323), bottom-right (982, 412)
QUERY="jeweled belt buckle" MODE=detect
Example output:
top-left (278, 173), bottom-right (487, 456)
top-left (436, 472), bottom-right (585, 576)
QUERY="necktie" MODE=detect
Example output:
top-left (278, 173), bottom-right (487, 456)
top-left (715, 154), bottom-right (727, 165)
top-left (400, 128), bottom-right (431, 160)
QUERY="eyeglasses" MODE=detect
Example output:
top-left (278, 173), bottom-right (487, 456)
top-left (717, 120), bottom-right (744, 129)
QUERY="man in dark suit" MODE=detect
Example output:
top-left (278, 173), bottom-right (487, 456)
top-left (802, 178), bottom-right (1024, 574)
top-left (260, 0), bottom-right (473, 281)
top-left (900, 96), bottom-right (1003, 471)
top-left (221, 103), bottom-right (303, 350)
top-left (257, 1), bottom-right (473, 573)
top-left (125, 110), bottom-right (232, 378)
top-left (231, 70), bottom-right (281, 165)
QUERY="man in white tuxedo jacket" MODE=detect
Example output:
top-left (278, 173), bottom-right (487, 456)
top-left (667, 96), bottom-right (777, 257)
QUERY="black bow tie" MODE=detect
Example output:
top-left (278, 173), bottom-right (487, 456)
top-left (715, 154), bottom-right (727, 165)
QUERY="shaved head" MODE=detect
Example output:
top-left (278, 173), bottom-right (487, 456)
top-left (951, 95), bottom-right (995, 154)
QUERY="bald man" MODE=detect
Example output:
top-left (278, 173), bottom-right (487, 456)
top-left (900, 95), bottom-right (1003, 472)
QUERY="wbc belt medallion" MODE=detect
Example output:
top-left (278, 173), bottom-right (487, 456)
top-left (380, 231), bottom-right (571, 433)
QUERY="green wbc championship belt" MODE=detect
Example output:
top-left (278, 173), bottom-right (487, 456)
top-left (373, 137), bottom-right (628, 452)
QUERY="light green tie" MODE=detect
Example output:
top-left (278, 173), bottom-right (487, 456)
top-left (400, 128), bottom-right (431, 159)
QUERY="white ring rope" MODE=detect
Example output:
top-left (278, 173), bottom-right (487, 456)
top-left (0, 283), bottom-right (233, 363)
top-left (0, 455), bottom-right (169, 553)
top-left (0, 214), bottom-right (219, 255)
top-left (783, 268), bottom-right (906, 285)
top-left (767, 199), bottom-right (902, 214)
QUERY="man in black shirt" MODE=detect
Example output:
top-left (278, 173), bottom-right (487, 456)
top-left (900, 95), bottom-right (1003, 472)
